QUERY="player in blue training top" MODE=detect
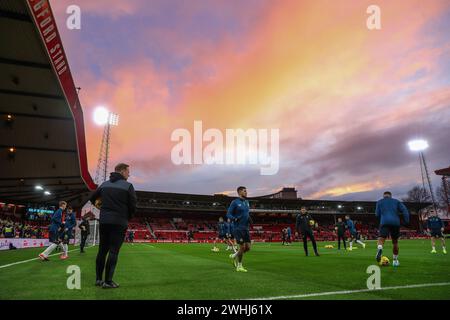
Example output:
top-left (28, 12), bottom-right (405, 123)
top-left (60, 206), bottom-right (76, 259)
top-left (375, 191), bottom-right (410, 266)
top-left (39, 201), bottom-right (67, 261)
top-left (226, 186), bottom-right (251, 272)
top-left (212, 217), bottom-right (226, 252)
top-left (426, 209), bottom-right (446, 254)
top-left (344, 215), bottom-right (365, 250)
top-left (225, 218), bottom-right (237, 253)
top-left (286, 226), bottom-right (292, 245)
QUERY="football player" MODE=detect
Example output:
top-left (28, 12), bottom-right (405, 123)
top-left (295, 206), bottom-right (319, 256)
top-left (345, 215), bottom-right (366, 250)
top-left (375, 191), bottom-right (410, 267)
top-left (427, 209), bottom-right (447, 254)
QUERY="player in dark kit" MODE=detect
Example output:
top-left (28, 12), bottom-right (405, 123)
top-left (60, 206), bottom-right (76, 259)
top-left (39, 201), bottom-right (67, 261)
top-left (127, 230), bottom-right (135, 244)
top-left (345, 215), bottom-right (365, 250)
top-left (79, 215), bottom-right (90, 253)
top-left (281, 228), bottom-right (287, 245)
top-left (226, 186), bottom-right (251, 272)
top-left (375, 191), bottom-right (409, 267)
top-left (427, 209), bottom-right (447, 254)
top-left (225, 218), bottom-right (237, 252)
top-left (90, 163), bottom-right (137, 289)
top-left (286, 226), bottom-right (292, 245)
top-left (295, 206), bottom-right (319, 256)
top-left (335, 217), bottom-right (347, 250)
top-left (212, 217), bottom-right (226, 252)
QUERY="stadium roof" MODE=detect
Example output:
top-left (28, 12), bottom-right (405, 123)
top-left (136, 190), bottom-right (429, 215)
top-left (0, 0), bottom-right (96, 206)
top-left (435, 166), bottom-right (450, 177)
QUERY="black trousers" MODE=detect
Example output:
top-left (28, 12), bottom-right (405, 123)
top-left (337, 233), bottom-right (347, 249)
top-left (80, 232), bottom-right (88, 251)
top-left (301, 229), bottom-right (318, 255)
top-left (96, 224), bottom-right (126, 283)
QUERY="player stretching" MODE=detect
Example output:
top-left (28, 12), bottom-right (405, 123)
top-left (60, 206), bottom-right (76, 259)
top-left (375, 191), bottom-right (410, 267)
top-left (227, 186), bottom-right (251, 272)
top-left (295, 207), bottom-right (319, 256)
top-left (345, 215), bottom-right (366, 250)
top-left (212, 217), bottom-right (226, 252)
top-left (427, 209), bottom-right (447, 254)
top-left (39, 201), bottom-right (67, 261)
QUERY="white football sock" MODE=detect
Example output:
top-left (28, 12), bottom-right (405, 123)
top-left (42, 243), bottom-right (58, 257)
top-left (357, 240), bottom-right (364, 246)
top-left (432, 246), bottom-right (436, 250)
top-left (349, 241), bottom-right (353, 249)
top-left (63, 244), bottom-right (68, 255)
top-left (377, 245), bottom-right (383, 250)
top-left (232, 252), bottom-right (239, 258)
top-left (393, 254), bottom-right (398, 261)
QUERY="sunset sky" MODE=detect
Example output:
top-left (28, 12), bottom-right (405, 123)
top-left (49, 0), bottom-right (450, 200)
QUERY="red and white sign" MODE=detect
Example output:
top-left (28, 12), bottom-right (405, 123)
top-left (0, 238), bottom-right (76, 250)
top-left (26, 0), bottom-right (96, 191)
top-left (0, 238), bottom-right (49, 251)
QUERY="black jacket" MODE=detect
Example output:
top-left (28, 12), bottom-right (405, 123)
top-left (79, 219), bottom-right (90, 235)
top-left (89, 172), bottom-right (137, 227)
top-left (295, 213), bottom-right (313, 233)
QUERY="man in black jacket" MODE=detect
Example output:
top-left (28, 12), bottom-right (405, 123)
top-left (90, 163), bottom-right (137, 289)
top-left (78, 216), bottom-right (90, 253)
top-left (295, 206), bottom-right (319, 256)
top-left (335, 217), bottom-right (347, 250)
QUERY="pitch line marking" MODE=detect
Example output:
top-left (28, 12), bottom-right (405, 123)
top-left (247, 282), bottom-right (450, 300)
top-left (0, 245), bottom-right (94, 269)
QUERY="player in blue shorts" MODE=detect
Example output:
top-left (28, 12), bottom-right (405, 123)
top-left (39, 201), bottom-right (67, 261)
top-left (375, 191), bottom-right (410, 266)
top-left (225, 218), bottom-right (237, 252)
top-left (226, 186), bottom-right (251, 272)
top-left (286, 226), bottom-right (292, 245)
top-left (212, 217), bottom-right (226, 252)
top-left (426, 209), bottom-right (446, 254)
top-left (345, 215), bottom-right (365, 250)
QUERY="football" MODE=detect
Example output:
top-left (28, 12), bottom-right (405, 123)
top-left (94, 198), bottom-right (102, 209)
top-left (309, 220), bottom-right (315, 226)
top-left (380, 256), bottom-right (390, 266)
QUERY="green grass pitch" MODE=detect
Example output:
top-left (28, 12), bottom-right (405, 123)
top-left (0, 239), bottom-right (449, 300)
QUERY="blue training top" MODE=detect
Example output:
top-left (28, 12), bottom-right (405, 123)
top-left (49, 208), bottom-right (63, 233)
top-left (375, 197), bottom-right (409, 226)
top-left (226, 198), bottom-right (250, 230)
top-left (346, 219), bottom-right (356, 233)
top-left (427, 216), bottom-right (444, 230)
top-left (218, 221), bottom-right (226, 235)
top-left (65, 212), bottom-right (76, 230)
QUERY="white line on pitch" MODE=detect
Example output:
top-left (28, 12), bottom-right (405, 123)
top-left (247, 282), bottom-right (450, 300)
top-left (0, 245), bottom-right (94, 270)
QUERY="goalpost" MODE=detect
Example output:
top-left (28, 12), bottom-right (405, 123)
top-left (74, 219), bottom-right (99, 247)
top-left (75, 201), bottom-right (100, 247)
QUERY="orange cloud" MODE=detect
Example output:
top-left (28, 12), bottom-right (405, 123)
top-left (52, 0), bottom-right (450, 197)
top-left (309, 181), bottom-right (385, 198)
